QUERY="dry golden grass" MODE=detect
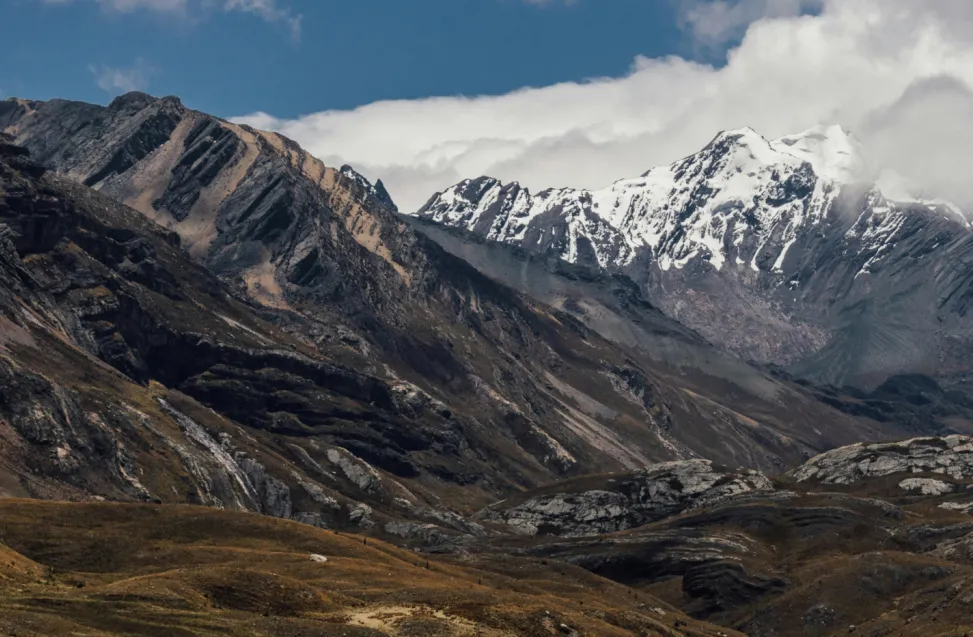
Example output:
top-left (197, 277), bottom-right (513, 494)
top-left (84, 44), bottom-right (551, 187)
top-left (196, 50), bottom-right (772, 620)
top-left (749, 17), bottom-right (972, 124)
top-left (0, 500), bottom-right (737, 636)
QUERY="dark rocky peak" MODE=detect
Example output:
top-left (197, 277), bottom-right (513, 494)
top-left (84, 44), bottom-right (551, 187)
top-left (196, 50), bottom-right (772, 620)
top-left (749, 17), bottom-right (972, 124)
top-left (1, 95), bottom-right (420, 327)
top-left (338, 163), bottom-right (389, 206)
top-left (105, 91), bottom-right (184, 115)
top-left (373, 178), bottom-right (397, 213)
top-left (1, 94), bottom-right (185, 191)
top-left (0, 99), bottom-right (38, 131)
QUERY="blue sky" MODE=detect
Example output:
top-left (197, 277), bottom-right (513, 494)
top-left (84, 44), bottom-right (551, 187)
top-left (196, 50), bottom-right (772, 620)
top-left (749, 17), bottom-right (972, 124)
top-left (1, 0), bottom-right (700, 119)
top-left (4, 1), bottom-right (967, 216)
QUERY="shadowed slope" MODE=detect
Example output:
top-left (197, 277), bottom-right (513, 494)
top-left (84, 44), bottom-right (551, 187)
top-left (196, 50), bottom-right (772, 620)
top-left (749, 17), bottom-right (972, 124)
top-left (0, 94), bottom-right (905, 481)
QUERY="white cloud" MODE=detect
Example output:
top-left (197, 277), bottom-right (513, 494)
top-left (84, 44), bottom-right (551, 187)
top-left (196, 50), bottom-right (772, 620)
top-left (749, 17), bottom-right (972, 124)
top-left (41, 0), bottom-right (300, 38)
top-left (859, 75), bottom-right (973, 205)
top-left (232, 0), bottom-right (973, 212)
top-left (88, 58), bottom-right (154, 94)
top-left (675, 0), bottom-right (824, 48)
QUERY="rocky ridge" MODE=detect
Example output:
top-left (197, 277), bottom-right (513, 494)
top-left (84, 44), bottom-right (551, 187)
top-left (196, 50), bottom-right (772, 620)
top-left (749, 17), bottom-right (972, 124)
top-left (416, 125), bottom-right (973, 388)
top-left (0, 93), bottom-right (900, 482)
top-left (472, 434), bottom-right (973, 540)
top-left (0, 133), bottom-right (495, 536)
top-left (418, 126), bottom-right (877, 272)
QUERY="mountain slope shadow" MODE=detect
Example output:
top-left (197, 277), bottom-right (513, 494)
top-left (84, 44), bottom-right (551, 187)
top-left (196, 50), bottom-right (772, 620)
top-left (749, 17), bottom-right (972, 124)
top-left (0, 94), bottom-right (907, 488)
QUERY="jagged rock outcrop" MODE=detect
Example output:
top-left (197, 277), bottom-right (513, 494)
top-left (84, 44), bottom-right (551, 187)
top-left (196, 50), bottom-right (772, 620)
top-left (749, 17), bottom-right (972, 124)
top-left (477, 459), bottom-right (772, 537)
top-left (466, 469), bottom-right (973, 635)
top-left (790, 435), bottom-right (973, 484)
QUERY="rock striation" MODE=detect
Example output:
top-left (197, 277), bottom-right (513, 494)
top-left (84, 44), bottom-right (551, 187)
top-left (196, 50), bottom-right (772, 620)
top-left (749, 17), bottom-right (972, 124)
top-left (0, 134), bottom-right (495, 535)
top-left (477, 459), bottom-right (773, 537)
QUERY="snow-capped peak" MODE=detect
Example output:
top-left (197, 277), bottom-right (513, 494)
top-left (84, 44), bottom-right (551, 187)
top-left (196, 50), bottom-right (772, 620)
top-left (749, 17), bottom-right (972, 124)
top-left (708, 126), bottom-right (768, 144)
top-left (771, 124), bottom-right (865, 183)
top-left (414, 123), bottom-right (968, 276)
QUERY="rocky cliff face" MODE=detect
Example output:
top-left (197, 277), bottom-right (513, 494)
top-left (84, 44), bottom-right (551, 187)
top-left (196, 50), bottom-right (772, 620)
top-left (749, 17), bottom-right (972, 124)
top-left (408, 214), bottom-right (973, 437)
top-left (0, 93), bottom-right (899, 482)
top-left (416, 125), bottom-right (973, 389)
top-left (0, 134), bottom-right (503, 535)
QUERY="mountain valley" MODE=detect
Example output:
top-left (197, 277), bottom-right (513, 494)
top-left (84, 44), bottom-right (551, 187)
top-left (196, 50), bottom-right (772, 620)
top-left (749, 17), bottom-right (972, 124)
top-left (0, 92), bottom-right (972, 636)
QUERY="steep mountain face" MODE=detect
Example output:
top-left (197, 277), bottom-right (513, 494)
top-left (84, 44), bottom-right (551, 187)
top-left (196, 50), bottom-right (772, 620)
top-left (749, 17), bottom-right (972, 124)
top-left (417, 125), bottom-right (973, 389)
top-left (403, 215), bottom-right (706, 357)
top-left (0, 93), bottom-right (904, 483)
top-left (0, 133), bottom-right (506, 535)
top-left (407, 215), bottom-right (973, 437)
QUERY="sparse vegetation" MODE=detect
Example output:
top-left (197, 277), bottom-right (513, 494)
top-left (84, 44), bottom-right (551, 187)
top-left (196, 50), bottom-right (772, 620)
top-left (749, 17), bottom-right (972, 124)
top-left (0, 500), bottom-right (726, 636)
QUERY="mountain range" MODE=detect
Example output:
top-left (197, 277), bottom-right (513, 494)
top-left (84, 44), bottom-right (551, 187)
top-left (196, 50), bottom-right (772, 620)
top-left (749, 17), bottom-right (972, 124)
top-left (2, 92), bottom-right (973, 635)
top-left (0, 92), bottom-right (909, 500)
top-left (417, 124), bottom-right (973, 390)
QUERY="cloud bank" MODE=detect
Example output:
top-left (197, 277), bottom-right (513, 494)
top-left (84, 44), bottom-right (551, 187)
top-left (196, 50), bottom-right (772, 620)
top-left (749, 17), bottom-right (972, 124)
top-left (232, 0), bottom-right (973, 212)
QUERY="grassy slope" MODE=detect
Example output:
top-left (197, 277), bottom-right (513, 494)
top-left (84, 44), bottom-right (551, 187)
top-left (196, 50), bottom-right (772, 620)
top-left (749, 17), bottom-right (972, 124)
top-left (0, 499), bottom-right (736, 637)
